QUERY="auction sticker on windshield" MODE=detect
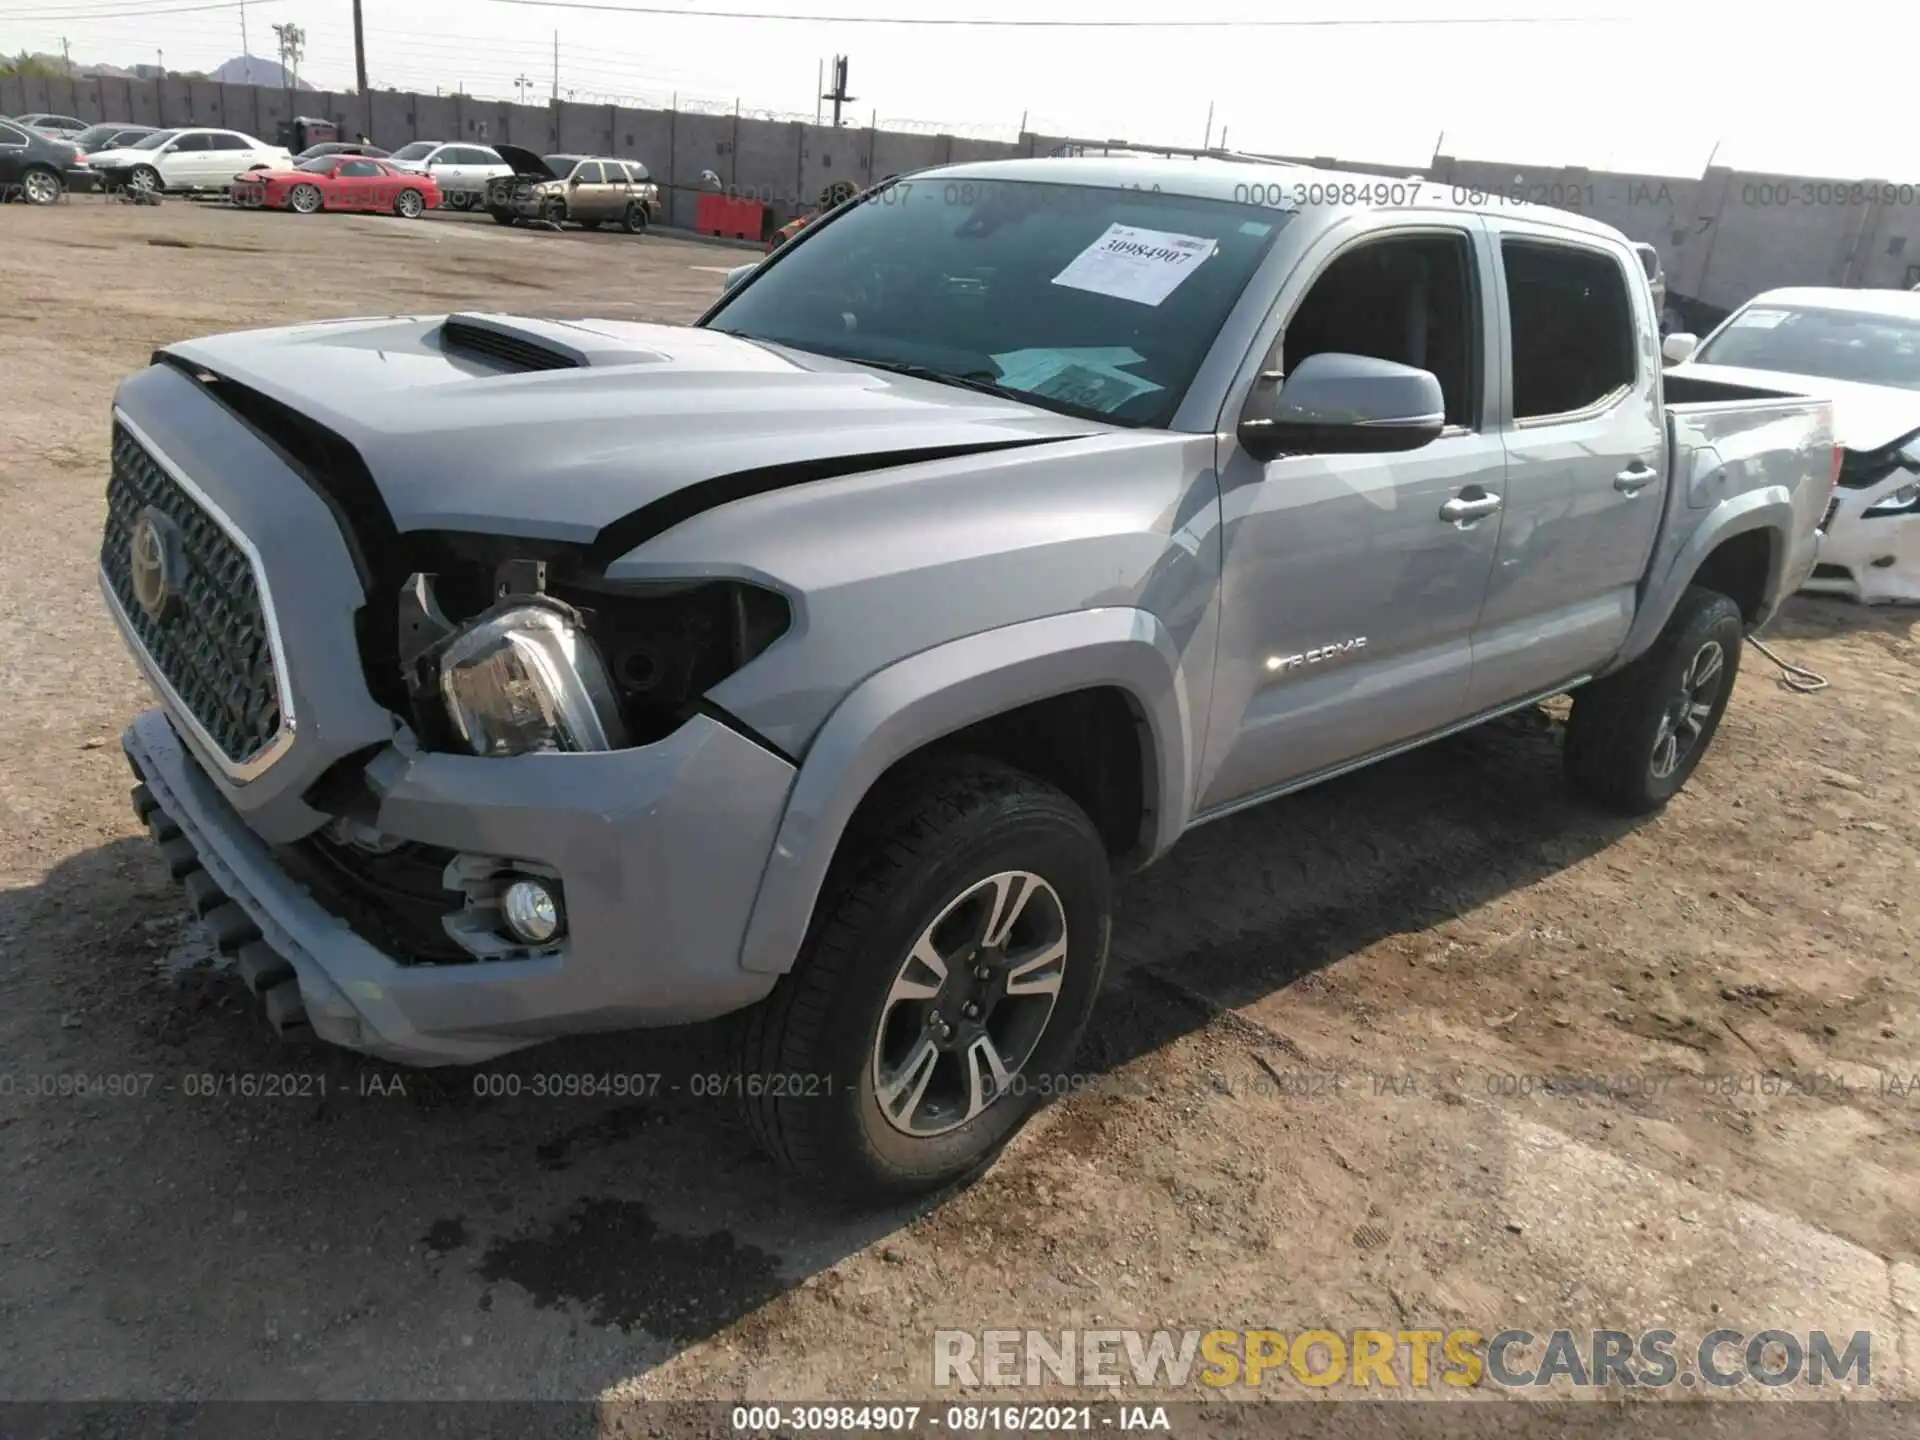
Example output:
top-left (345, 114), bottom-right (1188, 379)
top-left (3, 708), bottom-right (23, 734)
top-left (991, 347), bottom-right (1164, 414)
top-left (1731, 309), bottom-right (1791, 329)
top-left (1052, 224), bottom-right (1218, 307)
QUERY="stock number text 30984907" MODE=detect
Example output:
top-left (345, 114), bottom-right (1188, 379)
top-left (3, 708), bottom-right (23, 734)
top-left (1235, 180), bottom-right (1421, 210)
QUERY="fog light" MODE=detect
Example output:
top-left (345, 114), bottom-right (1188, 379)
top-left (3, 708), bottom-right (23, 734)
top-left (501, 879), bottom-right (563, 945)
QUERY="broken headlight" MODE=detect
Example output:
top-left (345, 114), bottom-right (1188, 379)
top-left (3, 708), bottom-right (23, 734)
top-left (436, 598), bottom-right (628, 756)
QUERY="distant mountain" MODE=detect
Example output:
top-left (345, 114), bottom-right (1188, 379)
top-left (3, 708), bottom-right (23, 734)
top-left (211, 54), bottom-right (313, 89)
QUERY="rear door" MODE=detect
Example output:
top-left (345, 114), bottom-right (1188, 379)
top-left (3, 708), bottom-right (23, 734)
top-left (1467, 223), bottom-right (1666, 710)
top-left (207, 131), bottom-right (255, 183)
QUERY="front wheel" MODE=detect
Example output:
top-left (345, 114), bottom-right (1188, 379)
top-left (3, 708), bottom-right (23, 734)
top-left (127, 165), bottom-right (161, 194)
top-left (288, 183), bottom-right (323, 214)
top-left (394, 188), bottom-right (425, 219)
top-left (541, 198), bottom-right (567, 228)
top-left (487, 207), bottom-right (516, 225)
top-left (445, 191), bottom-right (472, 211)
top-left (734, 757), bottom-right (1112, 1200)
top-left (1564, 585), bottom-right (1745, 815)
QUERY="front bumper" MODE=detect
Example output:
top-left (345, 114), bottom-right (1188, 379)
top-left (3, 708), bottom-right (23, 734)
top-left (124, 706), bottom-right (794, 1066)
top-left (487, 182), bottom-right (555, 217)
top-left (1799, 478), bottom-right (1920, 605)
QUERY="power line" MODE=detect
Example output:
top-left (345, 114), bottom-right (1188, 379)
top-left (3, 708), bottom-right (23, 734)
top-left (4, 0), bottom-right (280, 20)
top-left (465, 0), bottom-right (1626, 27)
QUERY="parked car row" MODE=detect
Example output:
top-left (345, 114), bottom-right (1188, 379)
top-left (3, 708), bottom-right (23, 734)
top-left (0, 117), bottom-right (92, 202)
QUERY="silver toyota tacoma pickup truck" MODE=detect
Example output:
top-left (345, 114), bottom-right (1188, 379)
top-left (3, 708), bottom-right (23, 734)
top-left (101, 156), bottom-right (1834, 1199)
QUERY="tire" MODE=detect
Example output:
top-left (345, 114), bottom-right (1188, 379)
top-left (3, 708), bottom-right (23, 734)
top-left (445, 191), bottom-right (471, 211)
top-left (542, 198), bottom-right (567, 228)
top-left (1564, 585), bottom-right (1745, 815)
top-left (734, 756), bottom-right (1112, 1201)
top-left (488, 208), bottom-right (516, 226)
top-left (394, 188), bottom-right (425, 219)
top-left (128, 164), bottom-right (161, 195)
top-left (288, 183), bottom-right (323, 215)
top-left (579, 219), bottom-right (602, 231)
top-left (620, 201), bottom-right (649, 235)
top-left (20, 165), bottom-right (62, 206)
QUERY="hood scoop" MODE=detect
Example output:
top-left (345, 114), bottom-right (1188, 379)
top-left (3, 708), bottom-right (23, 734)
top-left (439, 313), bottom-right (675, 373)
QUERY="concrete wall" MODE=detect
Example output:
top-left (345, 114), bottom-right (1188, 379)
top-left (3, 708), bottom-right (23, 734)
top-left (7, 71), bottom-right (1916, 309)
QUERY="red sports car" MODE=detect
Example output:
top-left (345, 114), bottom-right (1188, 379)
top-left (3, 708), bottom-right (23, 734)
top-left (230, 154), bottom-right (440, 217)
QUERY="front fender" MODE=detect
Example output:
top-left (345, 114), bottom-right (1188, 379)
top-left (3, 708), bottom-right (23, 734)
top-left (1611, 485), bottom-right (1794, 671)
top-left (735, 607), bottom-right (1193, 975)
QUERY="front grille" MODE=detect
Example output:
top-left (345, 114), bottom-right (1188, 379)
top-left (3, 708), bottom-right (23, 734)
top-left (101, 421), bottom-right (285, 770)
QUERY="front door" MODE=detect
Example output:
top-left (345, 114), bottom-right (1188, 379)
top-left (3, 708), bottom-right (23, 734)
top-left (1196, 221), bottom-right (1508, 814)
top-left (1465, 225), bottom-right (1666, 710)
top-left (336, 158), bottom-right (384, 210)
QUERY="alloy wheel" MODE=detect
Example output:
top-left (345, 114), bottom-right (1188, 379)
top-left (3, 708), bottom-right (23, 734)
top-left (870, 870), bottom-right (1068, 1139)
top-left (1650, 639), bottom-right (1726, 780)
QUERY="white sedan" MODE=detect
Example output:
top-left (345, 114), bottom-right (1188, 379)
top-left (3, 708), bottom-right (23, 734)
top-left (385, 141), bottom-right (514, 209)
top-left (1667, 287), bottom-right (1920, 605)
top-left (87, 127), bottom-right (292, 194)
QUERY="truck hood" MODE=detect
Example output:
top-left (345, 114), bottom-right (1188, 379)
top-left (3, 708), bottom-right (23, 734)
top-left (1668, 361), bottom-right (1920, 454)
top-left (156, 313), bottom-right (1108, 547)
top-left (493, 143), bottom-right (557, 178)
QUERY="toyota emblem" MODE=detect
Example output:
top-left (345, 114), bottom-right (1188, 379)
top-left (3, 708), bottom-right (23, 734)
top-left (128, 507), bottom-right (184, 623)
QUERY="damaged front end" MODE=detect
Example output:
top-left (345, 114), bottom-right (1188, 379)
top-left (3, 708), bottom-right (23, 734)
top-left (1804, 434), bottom-right (1920, 604)
top-left (288, 539), bottom-right (792, 966)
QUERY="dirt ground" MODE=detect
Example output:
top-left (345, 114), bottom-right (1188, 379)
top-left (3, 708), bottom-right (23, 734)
top-left (4, 196), bottom-right (1920, 1422)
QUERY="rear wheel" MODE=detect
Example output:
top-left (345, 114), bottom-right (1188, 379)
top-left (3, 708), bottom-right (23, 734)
top-left (1564, 585), bottom-right (1744, 815)
top-left (445, 191), bottom-right (472, 211)
top-left (20, 165), bottom-right (62, 206)
top-left (393, 188), bottom-right (425, 219)
top-left (288, 183), bottom-right (323, 214)
top-left (620, 201), bottom-right (649, 235)
top-left (734, 756), bottom-right (1112, 1200)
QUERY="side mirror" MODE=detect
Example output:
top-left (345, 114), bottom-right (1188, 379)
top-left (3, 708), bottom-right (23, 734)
top-left (1238, 352), bottom-right (1446, 462)
top-left (1661, 332), bottom-right (1699, 365)
top-left (721, 263), bottom-right (756, 294)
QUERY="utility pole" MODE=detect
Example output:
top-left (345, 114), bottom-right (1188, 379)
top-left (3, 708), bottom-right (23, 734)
top-left (61, 37), bottom-right (73, 77)
top-left (351, 0), bottom-right (368, 93)
top-left (240, 0), bottom-right (250, 72)
top-left (272, 22), bottom-right (304, 92)
top-left (156, 47), bottom-right (163, 77)
top-left (1202, 100), bottom-right (1214, 150)
top-left (514, 75), bottom-right (533, 104)
top-left (814, 59), bottom-right (822, 125)
top-left (551, 31), bottom-right (559, 101)
top-left (820, 54), bottom-right (853, 129)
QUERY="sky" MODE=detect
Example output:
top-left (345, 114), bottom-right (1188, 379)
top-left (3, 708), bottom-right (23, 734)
top-left (2, 0), bottom-right (1908, 179)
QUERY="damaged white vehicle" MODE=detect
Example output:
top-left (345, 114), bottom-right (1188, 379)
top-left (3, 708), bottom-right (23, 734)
top-left (1666, 287), bottom-right (1920, 604)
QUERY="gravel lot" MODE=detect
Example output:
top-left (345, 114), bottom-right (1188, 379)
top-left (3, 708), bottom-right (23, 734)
top-left (4, 197), bottom-right (1920, 1417)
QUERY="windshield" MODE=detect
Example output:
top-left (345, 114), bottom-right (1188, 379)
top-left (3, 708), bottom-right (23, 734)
top-left (542, 155), bottom-right (576, 174)
top-left (131, 130), bottom-right (177, 151)
top-left (1697, 304), bottom-right (1920, 391)
top-left (704, 177), bottom-right (1288, 427)
top-left (391, 141), bottom-right (436, 161)
top-left (74, 124), bottom-right (134, 148)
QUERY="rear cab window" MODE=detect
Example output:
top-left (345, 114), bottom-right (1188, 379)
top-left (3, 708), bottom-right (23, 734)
top-left (1500, 238), bottom-right (1638, 421)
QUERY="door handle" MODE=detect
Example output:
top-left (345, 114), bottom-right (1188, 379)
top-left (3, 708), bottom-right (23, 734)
top-left (1614, 463), bottom-right (1656, 494)
top-left (1440, 493), bottom-right (1502, 523)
